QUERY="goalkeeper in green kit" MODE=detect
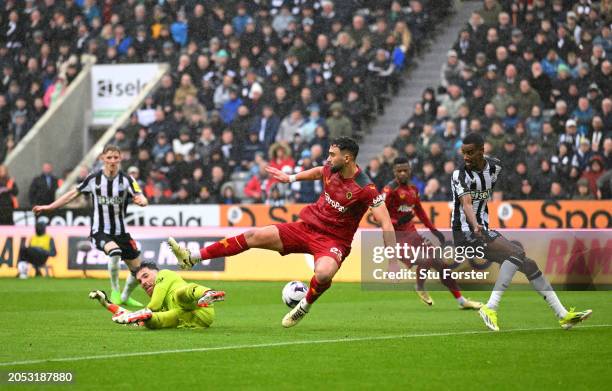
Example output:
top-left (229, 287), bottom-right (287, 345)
top-left (90, 262), bottom-right (225, 329)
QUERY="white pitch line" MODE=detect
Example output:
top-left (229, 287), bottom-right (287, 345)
top-left (2, 324), bottom-right (611, 367)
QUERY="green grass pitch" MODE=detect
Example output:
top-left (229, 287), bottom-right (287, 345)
top-left (1, 278), bottom-right (611, 390)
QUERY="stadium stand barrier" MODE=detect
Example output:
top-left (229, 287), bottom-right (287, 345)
top-left (56, 63), bottom-right (170, 198)
top-left (5, 58), bottom-right (96, 206)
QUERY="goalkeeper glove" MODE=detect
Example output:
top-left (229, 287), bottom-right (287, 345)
top-left (112, 308), bottom-right (152, 325)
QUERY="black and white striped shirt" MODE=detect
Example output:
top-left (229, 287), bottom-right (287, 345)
top-left (77, 170), bottom-right (142, 235)
top-left (451, 157), bottom-right (502, 232)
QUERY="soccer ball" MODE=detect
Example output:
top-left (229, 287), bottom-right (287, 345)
top-left (282, 281), bottom-right (308, 308)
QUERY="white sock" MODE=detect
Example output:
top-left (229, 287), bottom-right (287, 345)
top-left (487, 260), bottom-right (519, 310)
top-left (456, 296), bottom-right (466, 305)
top-left (121, 273), bottom-right (139, 303)
top-left (107, 252), bottom-right (121, 292)
top-left (529, 275), bottom-right (568, 319)
top-left (300, 298), bottom-right (311, 312)
top-left (18, 261), bottom-right (29, 279)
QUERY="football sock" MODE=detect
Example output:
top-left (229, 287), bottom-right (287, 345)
top-left (121, 273), bottom-right (139, 303)
top-left (431, 260), bottom-right (463, 300)
top-left (107, 250), bottom-right (121, 292)
top-left (198, 234), bottom-right (249, 260)
top-left (486, 260), bottom-right (519, 310)
top-left (107, 304), bottom-right (124, 314)
top-left (305, 275), bottom-right (331, 305)
top-left (528, 273), bottom-right (568, 319)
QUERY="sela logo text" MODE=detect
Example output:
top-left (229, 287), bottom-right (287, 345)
top-left (97, 79), bottom-right (147, 98)
top-left (470, 189), bottom-right (492, 200)
top-left (98, 195), bottom-right (123, 205)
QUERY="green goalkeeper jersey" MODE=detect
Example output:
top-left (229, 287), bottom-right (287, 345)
top-left (147, 269), bottom-right (205, 312)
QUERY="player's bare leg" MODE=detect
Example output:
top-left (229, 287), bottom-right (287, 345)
top-left (282, 256), bottom-right (339, 328)
top-left (169, 226), bottom-right (284, 270)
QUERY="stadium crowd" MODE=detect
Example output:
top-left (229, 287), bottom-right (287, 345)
top-left (0, 0), bottom-right (84, 162)
top-left (382, 0), bottom-right (611, 202)
top-left (4, 0), bottom-right (610, 207)
top-left (80, 0), bottom-right (452, 205)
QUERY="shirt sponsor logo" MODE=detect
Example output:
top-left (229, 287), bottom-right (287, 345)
top-left (324, 192), bottom-right (347, 213)
top-left (398, 204), bottom-right (413, 213)
top-left (470, 189), bottom-right (492, 200)
top-left (98, 195), bottom-right (124, 206)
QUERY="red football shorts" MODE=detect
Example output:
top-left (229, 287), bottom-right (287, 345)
top-left (275, 221), bottom-right (352, 266)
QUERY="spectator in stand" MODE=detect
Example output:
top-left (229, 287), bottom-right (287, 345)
top-left (0, 164), bottom-right (18, 224)
top-left (28, 162), bottom-right (59, 207)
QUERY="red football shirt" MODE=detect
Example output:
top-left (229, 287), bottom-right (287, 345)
top-left (382, 180), bottom-right (436, 232)
top-left (300, 164), bottom-right (384, 242)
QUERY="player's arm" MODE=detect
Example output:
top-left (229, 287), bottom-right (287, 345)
top-left (459, 194), bottom-right (483, 235)
top-left (265, 165), bottom-right (324, 183)
top-left (32, 187), bottom-right (81, 215)
top-left (371, 203), bottom-right (397, 249)
top-left (414, 196), bottom-right (445, 245)
top-left (146, 271), bottom-right (172, 312)
top-left (382, 186), bottom-right (399, 226)
top-left (127, 175), bottom-right (148, 207)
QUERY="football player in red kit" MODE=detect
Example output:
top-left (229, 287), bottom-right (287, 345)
top-left (382, 157), bottom-right (482, 309)
top-left (168, 138), bottom-right (397, 328)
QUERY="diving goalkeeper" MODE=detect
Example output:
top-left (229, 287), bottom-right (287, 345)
top-left (90, 262), bottom-right (225, 329)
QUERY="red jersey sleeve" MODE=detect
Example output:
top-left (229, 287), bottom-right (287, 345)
top-left (364, 184), bottom-right (385, 208)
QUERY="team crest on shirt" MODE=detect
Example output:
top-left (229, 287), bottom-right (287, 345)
top-left (346, 191), bottom-right (352, 200)
top-left (399, 192), bottom-right (406, 199)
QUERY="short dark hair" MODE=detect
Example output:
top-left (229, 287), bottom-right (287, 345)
top-left (133, 261), bottom-right (159, 276)
top-left (331, 137), bottom-right (359, 159)
top-left (393, 157), bottom-right (409, 166)
top-left (462, 132), bottom-right (485, 147)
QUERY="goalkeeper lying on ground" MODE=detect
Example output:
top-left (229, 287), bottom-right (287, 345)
top-left (89, 262), bottom-right (225, 329)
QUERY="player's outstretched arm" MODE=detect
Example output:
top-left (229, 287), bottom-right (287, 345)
top-left (459, 194), bottom-right (483, 235)
top-left (32, 188), bottom-right (80, 215)
top-left (265, 165), bottom-right (324, 183)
